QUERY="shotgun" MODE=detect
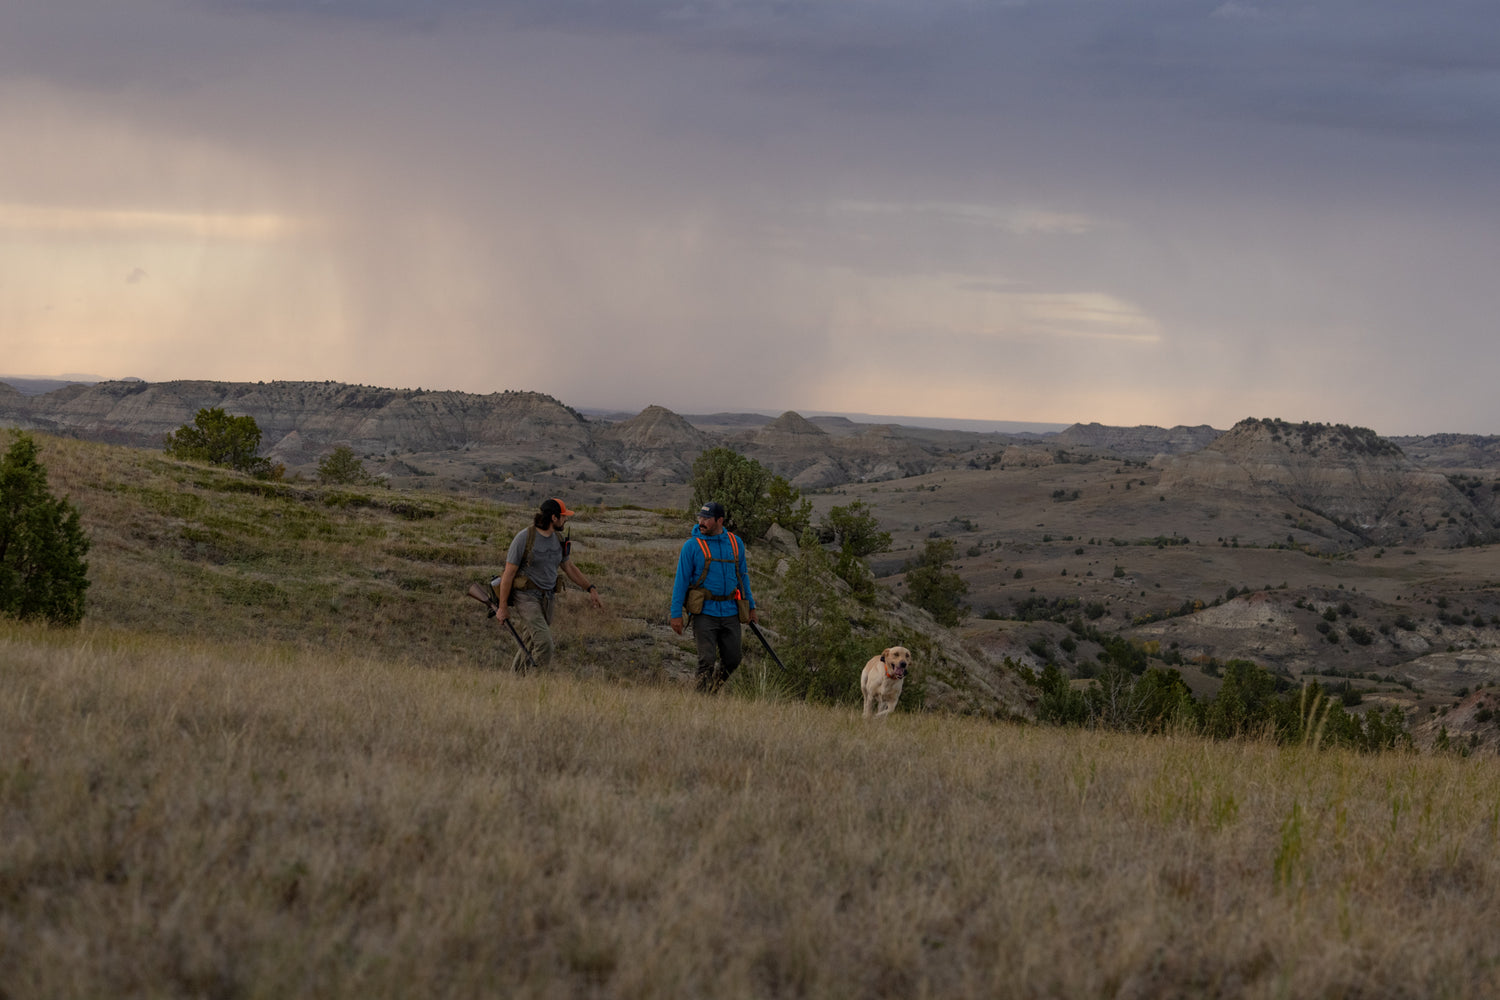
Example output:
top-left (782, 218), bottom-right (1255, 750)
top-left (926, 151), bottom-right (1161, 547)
top-left (466, 581), bottom-right (538, 672)
top-left (747, 621), bottom-right (789, 673)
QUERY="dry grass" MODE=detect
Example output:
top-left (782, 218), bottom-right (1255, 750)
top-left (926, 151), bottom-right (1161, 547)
top-left (19, 433), bottom-right (942, 701)
top-left (26, 433), bottom-right (704, 678)
top-left (5, 621), bottom-right (1500, 998)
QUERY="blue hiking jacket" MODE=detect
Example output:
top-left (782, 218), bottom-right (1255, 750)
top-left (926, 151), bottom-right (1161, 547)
top-left (671, 525), bottom-right (755, 620)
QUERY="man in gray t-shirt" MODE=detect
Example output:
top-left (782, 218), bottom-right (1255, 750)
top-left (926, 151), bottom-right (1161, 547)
top-left (493, 497), bottom-right (603, 672)
top-left (505, 527), bottom-right (566, 591)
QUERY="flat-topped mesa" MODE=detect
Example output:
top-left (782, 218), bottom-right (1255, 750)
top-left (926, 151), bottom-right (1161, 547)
top-left (1220, 417), bottom-right (1404, 460)
top-left (1160, 417), bottom-right (1488, 547)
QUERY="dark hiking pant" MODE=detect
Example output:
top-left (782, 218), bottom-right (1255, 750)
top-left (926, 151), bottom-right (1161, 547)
top-left (691, 613), bottom-right (742, 693)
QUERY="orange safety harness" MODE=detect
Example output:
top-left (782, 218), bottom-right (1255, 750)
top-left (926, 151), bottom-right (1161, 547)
top-left (691, 531), bottom-right (744, 602)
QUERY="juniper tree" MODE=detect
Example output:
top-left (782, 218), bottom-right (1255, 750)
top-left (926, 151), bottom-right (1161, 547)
top-left (0, 433), bottom-right (90, 626)
top-left (164, 407), bottom-right (274, 477)
top-left (317, 445), bottom-right (373, 485)
top-left (821, 500), bottom-right (891, 599)
top-left (773, 532), bottom-right (862, 704)
top-left (689, 447), bottom-right (807, 539)
top-left (902, 537), bottom-right (969, 627)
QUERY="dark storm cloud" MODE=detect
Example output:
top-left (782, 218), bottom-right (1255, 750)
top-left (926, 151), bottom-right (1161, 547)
top-left (184, 0), bottom-right (1500, 141)
top-left (5, 0), bottom-right (1500, 430)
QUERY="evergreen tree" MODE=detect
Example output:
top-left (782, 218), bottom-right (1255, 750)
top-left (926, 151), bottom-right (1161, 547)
top-left (902, 538), bottom-right (969, 627)
top-left (0, 433), bottom-right (91, 626)
top-left (317, 445), bottom-right (373, 485)
top-left (1202, 660), bottom-right (1280, 739)
top-left (821, 500), bottom-right (892, 600)
top-left (688, 447), bottom-right (806, 539)
top-left (164, 407), bottom-right (274, 477)
top-left (763, 475), bottom-right (813, 536)
top-left (774, 533), bottom-right (863, 704)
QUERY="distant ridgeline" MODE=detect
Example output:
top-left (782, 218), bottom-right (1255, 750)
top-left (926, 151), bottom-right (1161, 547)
top-left (1157, 418), bottom-right (1500, 548)
top-left (0, 378), bottom-right (605, 465)
top-left (2, 379), bottom-right (1498, 495)
top-left (0, 378), bottom-right (1050, 486)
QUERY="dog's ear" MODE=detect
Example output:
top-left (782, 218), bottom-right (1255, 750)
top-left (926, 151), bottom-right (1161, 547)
top-left (881, 648), bottom-right (891, 663)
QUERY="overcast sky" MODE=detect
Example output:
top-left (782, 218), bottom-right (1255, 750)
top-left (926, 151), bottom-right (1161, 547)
top-left (2, 0), bottom-right (1498, 433)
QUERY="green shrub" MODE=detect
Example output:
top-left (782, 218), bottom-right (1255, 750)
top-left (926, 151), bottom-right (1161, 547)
top-left (769, 536), bottom-right (864, 705)
top-left (822, 500), bottom-right (891, 600)
top-left (164, 407), bottom-right (277, 478)
top-left (0, 433), bottom-right (90, 626)
top-left (317, 446), bottom-right (374, 485)
top-left (902, 539), bottom-right (968, 627)
top-left (688, 448), bottom-right (806, 540)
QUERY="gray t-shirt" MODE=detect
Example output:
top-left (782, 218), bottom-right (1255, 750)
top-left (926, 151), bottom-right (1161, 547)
top-left (506, 527), bottom-right (566, 591)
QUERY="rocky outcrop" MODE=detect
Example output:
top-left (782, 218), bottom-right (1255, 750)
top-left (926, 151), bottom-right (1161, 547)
top-left (0, 380), bottom-right (599, 471)
top-left (755, 411), bottom-right (828, 441)
top-left (733, 414), bottom-right (940, 486)
top-left (9, 382), bottom-right (1498, 511)
top-left (0, 381), bottom-right (32, 423)
top-left (1, 380), bottom-right (208, 447)
top-left (1392, 434), bottom-right (1500, 472)
top-left (592, 405), bottom-right (712, 482)
top-left (1159, 418), bottom-right (1491, 547)
top-left (1052, 422), bottom-right (1222, 458)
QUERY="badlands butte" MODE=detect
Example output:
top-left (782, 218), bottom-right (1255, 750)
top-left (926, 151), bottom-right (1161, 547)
top-left (6, 377), bottom-right (1500, 746)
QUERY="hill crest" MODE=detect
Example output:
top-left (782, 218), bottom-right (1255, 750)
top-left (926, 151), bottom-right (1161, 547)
top-left (1161, 418), bottom-right (1490, 546)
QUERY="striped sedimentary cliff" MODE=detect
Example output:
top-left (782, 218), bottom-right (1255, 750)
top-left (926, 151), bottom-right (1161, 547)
top-left (1158, 418), bottom-right (1491, 547)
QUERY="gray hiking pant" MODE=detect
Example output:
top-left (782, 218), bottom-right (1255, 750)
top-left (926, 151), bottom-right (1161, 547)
top-left (509, 590), bottom-right (555, 672)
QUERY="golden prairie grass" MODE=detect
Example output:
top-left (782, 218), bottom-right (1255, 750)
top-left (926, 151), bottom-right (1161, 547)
top-left (4, 621), bottom-right (1500, 999)
top-left (26, 433), bottom-right (701, 677)
top-left (20, 433), bottom-right (921, 700)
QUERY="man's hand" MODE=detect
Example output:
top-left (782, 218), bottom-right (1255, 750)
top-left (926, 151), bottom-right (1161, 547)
top-left (748, 608), bottom-right (759, 625)
top-left (493, 562), bottom-right (520, 624)
top-left (670, 617), bottom-right (684, 635)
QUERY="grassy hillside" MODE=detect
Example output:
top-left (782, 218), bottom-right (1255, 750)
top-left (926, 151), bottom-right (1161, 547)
top-left (31, 433), bottom-right (680, 675)
top-left (16, 432), bottom-right (1029, 713)
top-left (4, 623), bottom-right (1500, 997)
top-left (817, 455), bottom-right (1500, 732)
top-left (6, 434), bottom-right (1500, 995)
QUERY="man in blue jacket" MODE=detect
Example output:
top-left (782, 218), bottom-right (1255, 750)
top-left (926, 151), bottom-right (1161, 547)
top-left (670, 501), bottom-right (758, 693)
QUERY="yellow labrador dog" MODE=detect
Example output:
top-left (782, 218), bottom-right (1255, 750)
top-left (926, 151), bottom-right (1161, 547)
top-left (861, 646), bottom-right (911, 719)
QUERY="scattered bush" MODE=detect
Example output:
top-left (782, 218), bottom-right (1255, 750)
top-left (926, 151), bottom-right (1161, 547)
top-left (902, 538), bottom-right (969, 627)
top-left (0, 433), bottom-right (90, 626)
top-left (821, 500), bottom-right (892, 600)
top-left (689, 447), bottom-right (808, 539)
top-left (164, 407), bottom-right (277, 478)
top-left (770, 536), bottom-right (864, 706)
top-left (317, 445), bottom-right (374, 485)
